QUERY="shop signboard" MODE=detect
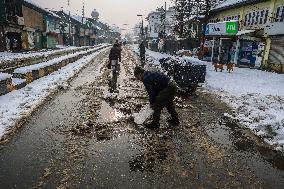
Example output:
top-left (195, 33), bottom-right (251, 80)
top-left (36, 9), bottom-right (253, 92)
top-left (205, 21), bottom-right (238, 36)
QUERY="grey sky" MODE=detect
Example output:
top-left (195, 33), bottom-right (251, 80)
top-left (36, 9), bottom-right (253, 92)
top-left (36, 0), bottom-right (173, 32)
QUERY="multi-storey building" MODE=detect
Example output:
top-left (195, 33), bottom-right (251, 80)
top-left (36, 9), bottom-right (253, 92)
top-left (205, 0), bottom-right (284, 72)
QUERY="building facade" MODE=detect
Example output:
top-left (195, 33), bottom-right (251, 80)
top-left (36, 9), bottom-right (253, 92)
top-left (206, 0), bottom-right (284, 72)
top-left (22, 2), bottom-right (45, 50)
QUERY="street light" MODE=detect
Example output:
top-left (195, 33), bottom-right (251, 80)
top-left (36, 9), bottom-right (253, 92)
top-left (137, 14), bottom-right (144, 37)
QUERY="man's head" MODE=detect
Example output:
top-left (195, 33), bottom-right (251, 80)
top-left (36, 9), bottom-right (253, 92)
top-left (134, 66), bottom-right (145, 81)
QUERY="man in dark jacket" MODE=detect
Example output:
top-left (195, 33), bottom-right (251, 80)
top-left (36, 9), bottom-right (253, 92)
top-left (109, 43), bottom-right (122, 92)
top-left (139, 42), bottom-right (146, 67)
top-left (134, 66), bottom-right (179, 128)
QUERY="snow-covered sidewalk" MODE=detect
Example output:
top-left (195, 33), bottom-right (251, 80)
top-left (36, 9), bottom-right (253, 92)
top-left (130, 45), bottom-right (284, 151)
top-left (0, 47), bottom-right (110, 139)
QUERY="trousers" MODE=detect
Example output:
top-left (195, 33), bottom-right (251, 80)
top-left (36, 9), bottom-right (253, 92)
top-left (152, 81), bottom-right (178, 124)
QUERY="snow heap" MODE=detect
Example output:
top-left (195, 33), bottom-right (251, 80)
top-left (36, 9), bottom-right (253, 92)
top-left (13, 48), bottom-right (98, 74)
top-left (24, 0), bottom-right (60, 18)
top-left (0, 46), bottom-right (89, 63)
top-left (131, 45), bottom-right (284, 151)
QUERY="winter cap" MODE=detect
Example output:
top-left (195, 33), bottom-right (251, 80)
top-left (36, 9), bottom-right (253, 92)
top-left (134, 66), bottom-right (145, 77)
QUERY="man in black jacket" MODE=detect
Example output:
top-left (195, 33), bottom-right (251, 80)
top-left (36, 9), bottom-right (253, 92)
top-left (134, 66), bottom-right (179, 129)
top-left (109, 43), bottom-right (122, 92)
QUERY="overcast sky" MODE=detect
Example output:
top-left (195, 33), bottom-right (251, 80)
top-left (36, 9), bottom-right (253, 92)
top-left (36, 0), bottom-right (173, 32)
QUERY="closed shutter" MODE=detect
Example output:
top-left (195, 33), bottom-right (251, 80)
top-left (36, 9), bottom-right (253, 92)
top-left (269, 36), bottom-right (284, 65)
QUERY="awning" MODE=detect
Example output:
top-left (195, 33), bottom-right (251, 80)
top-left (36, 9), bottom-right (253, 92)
top-left (236, 30), bottom-right (255, 36)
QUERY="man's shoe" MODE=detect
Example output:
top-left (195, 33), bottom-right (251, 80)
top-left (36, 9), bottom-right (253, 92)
top-left (145, 122), bottom-right (160, 129)
top-left (167, 118), bottom-right (180, 125)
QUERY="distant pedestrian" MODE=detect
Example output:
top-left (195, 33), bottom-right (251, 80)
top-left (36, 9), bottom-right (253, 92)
top-left (134, 66), bottom-right (179, 129)
top-left (139, 42), bottom-right (146, 67)
top-left (108, 43), bottom-right (122, 92)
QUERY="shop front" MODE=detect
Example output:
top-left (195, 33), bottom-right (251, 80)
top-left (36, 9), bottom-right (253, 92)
top-left (265, 22), bottom-right (284, 73)
top-left (204, 21), bottom-right (238, 63)
top-left (236, 30), bottom-right (265, 68)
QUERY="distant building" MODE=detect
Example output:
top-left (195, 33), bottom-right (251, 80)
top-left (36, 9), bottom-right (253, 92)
top-left (147, 7), bottom-right (176, 39)
top-left (0, 0), bottom-right (24, 51)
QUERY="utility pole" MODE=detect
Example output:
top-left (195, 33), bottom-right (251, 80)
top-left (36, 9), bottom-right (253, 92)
top-left (137, 14), bottom-right (144, 41)
top-left (164, 2), bottom-right (167, 35)
top-left (196, 1), bottom-right (199, 39)
top-left (68, 0), bottom-right (71, 46)
top-left (164, 2), bottom-right (167, 52)
top-left (82, 2), bottom-right (86, 46)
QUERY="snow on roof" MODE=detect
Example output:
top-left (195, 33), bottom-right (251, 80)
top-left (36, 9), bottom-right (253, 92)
top-left (24, 0), bottom-right (60, 18)
top-left (236, 29), bottom-right (255, 35)
top-left (45, 8), bottom-right (60, 19)
top-left (188, 15), bottom-right (205, 22)
top-left (71, 15), bottom-right (86, 24)
top-left (211, 0), bottom-right (249, 11)
top-left (0, 72), bottom-right (12, 81)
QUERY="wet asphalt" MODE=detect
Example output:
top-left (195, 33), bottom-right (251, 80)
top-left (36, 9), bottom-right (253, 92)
top-left (1, 47), bottom-right (284, 188)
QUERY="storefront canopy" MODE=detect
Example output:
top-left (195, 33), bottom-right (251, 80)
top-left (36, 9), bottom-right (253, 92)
top-left (236, 30), bottom-right (255, 36)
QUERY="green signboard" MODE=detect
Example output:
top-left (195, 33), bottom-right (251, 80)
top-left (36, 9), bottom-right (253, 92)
top-left (226, 21), bottom-right (238, 34)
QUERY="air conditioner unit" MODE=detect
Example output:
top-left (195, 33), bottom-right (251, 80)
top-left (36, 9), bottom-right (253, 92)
top-left (17, 16), bottom-right (25, 26)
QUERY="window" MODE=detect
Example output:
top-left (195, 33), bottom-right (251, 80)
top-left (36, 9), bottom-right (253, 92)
top-left (248, 12), bottom-right (252, 25)
top-left (245, 9), bottom-right (269, 26)
top-left (264, 9), bottom-right (269, 24)
top-left (256, 11), bottom-right (260, 25)
top-left (252, 12), bottom-right (255, 25)
top-left (275, 5), bottom-right (284, 22)
top-left (244, 14), bottom-right (248, 26)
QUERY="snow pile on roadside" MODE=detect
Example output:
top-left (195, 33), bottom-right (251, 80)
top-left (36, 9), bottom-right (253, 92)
top-left (130, 45), bottom-right (206, 66)
top-left (136, 45), bottom-right (284, 151)
top-left (0, 46), bottom-right (91, 63)
top-left (13, 46), bottom-right (104, 74)
top-left (0, 47), bottom-right (109, 138)
top-left (130, 45), bottom-right (171, 65)
top-left (206, 66), bottom-right (284, 149)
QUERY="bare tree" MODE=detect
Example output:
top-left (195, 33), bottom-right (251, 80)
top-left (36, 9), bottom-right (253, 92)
top-left (172, 0), bottom-right (220, 38)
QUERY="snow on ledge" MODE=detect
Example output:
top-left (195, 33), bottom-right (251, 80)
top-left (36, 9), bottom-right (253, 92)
top-left (0, 72), bottom-right (12, 81)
